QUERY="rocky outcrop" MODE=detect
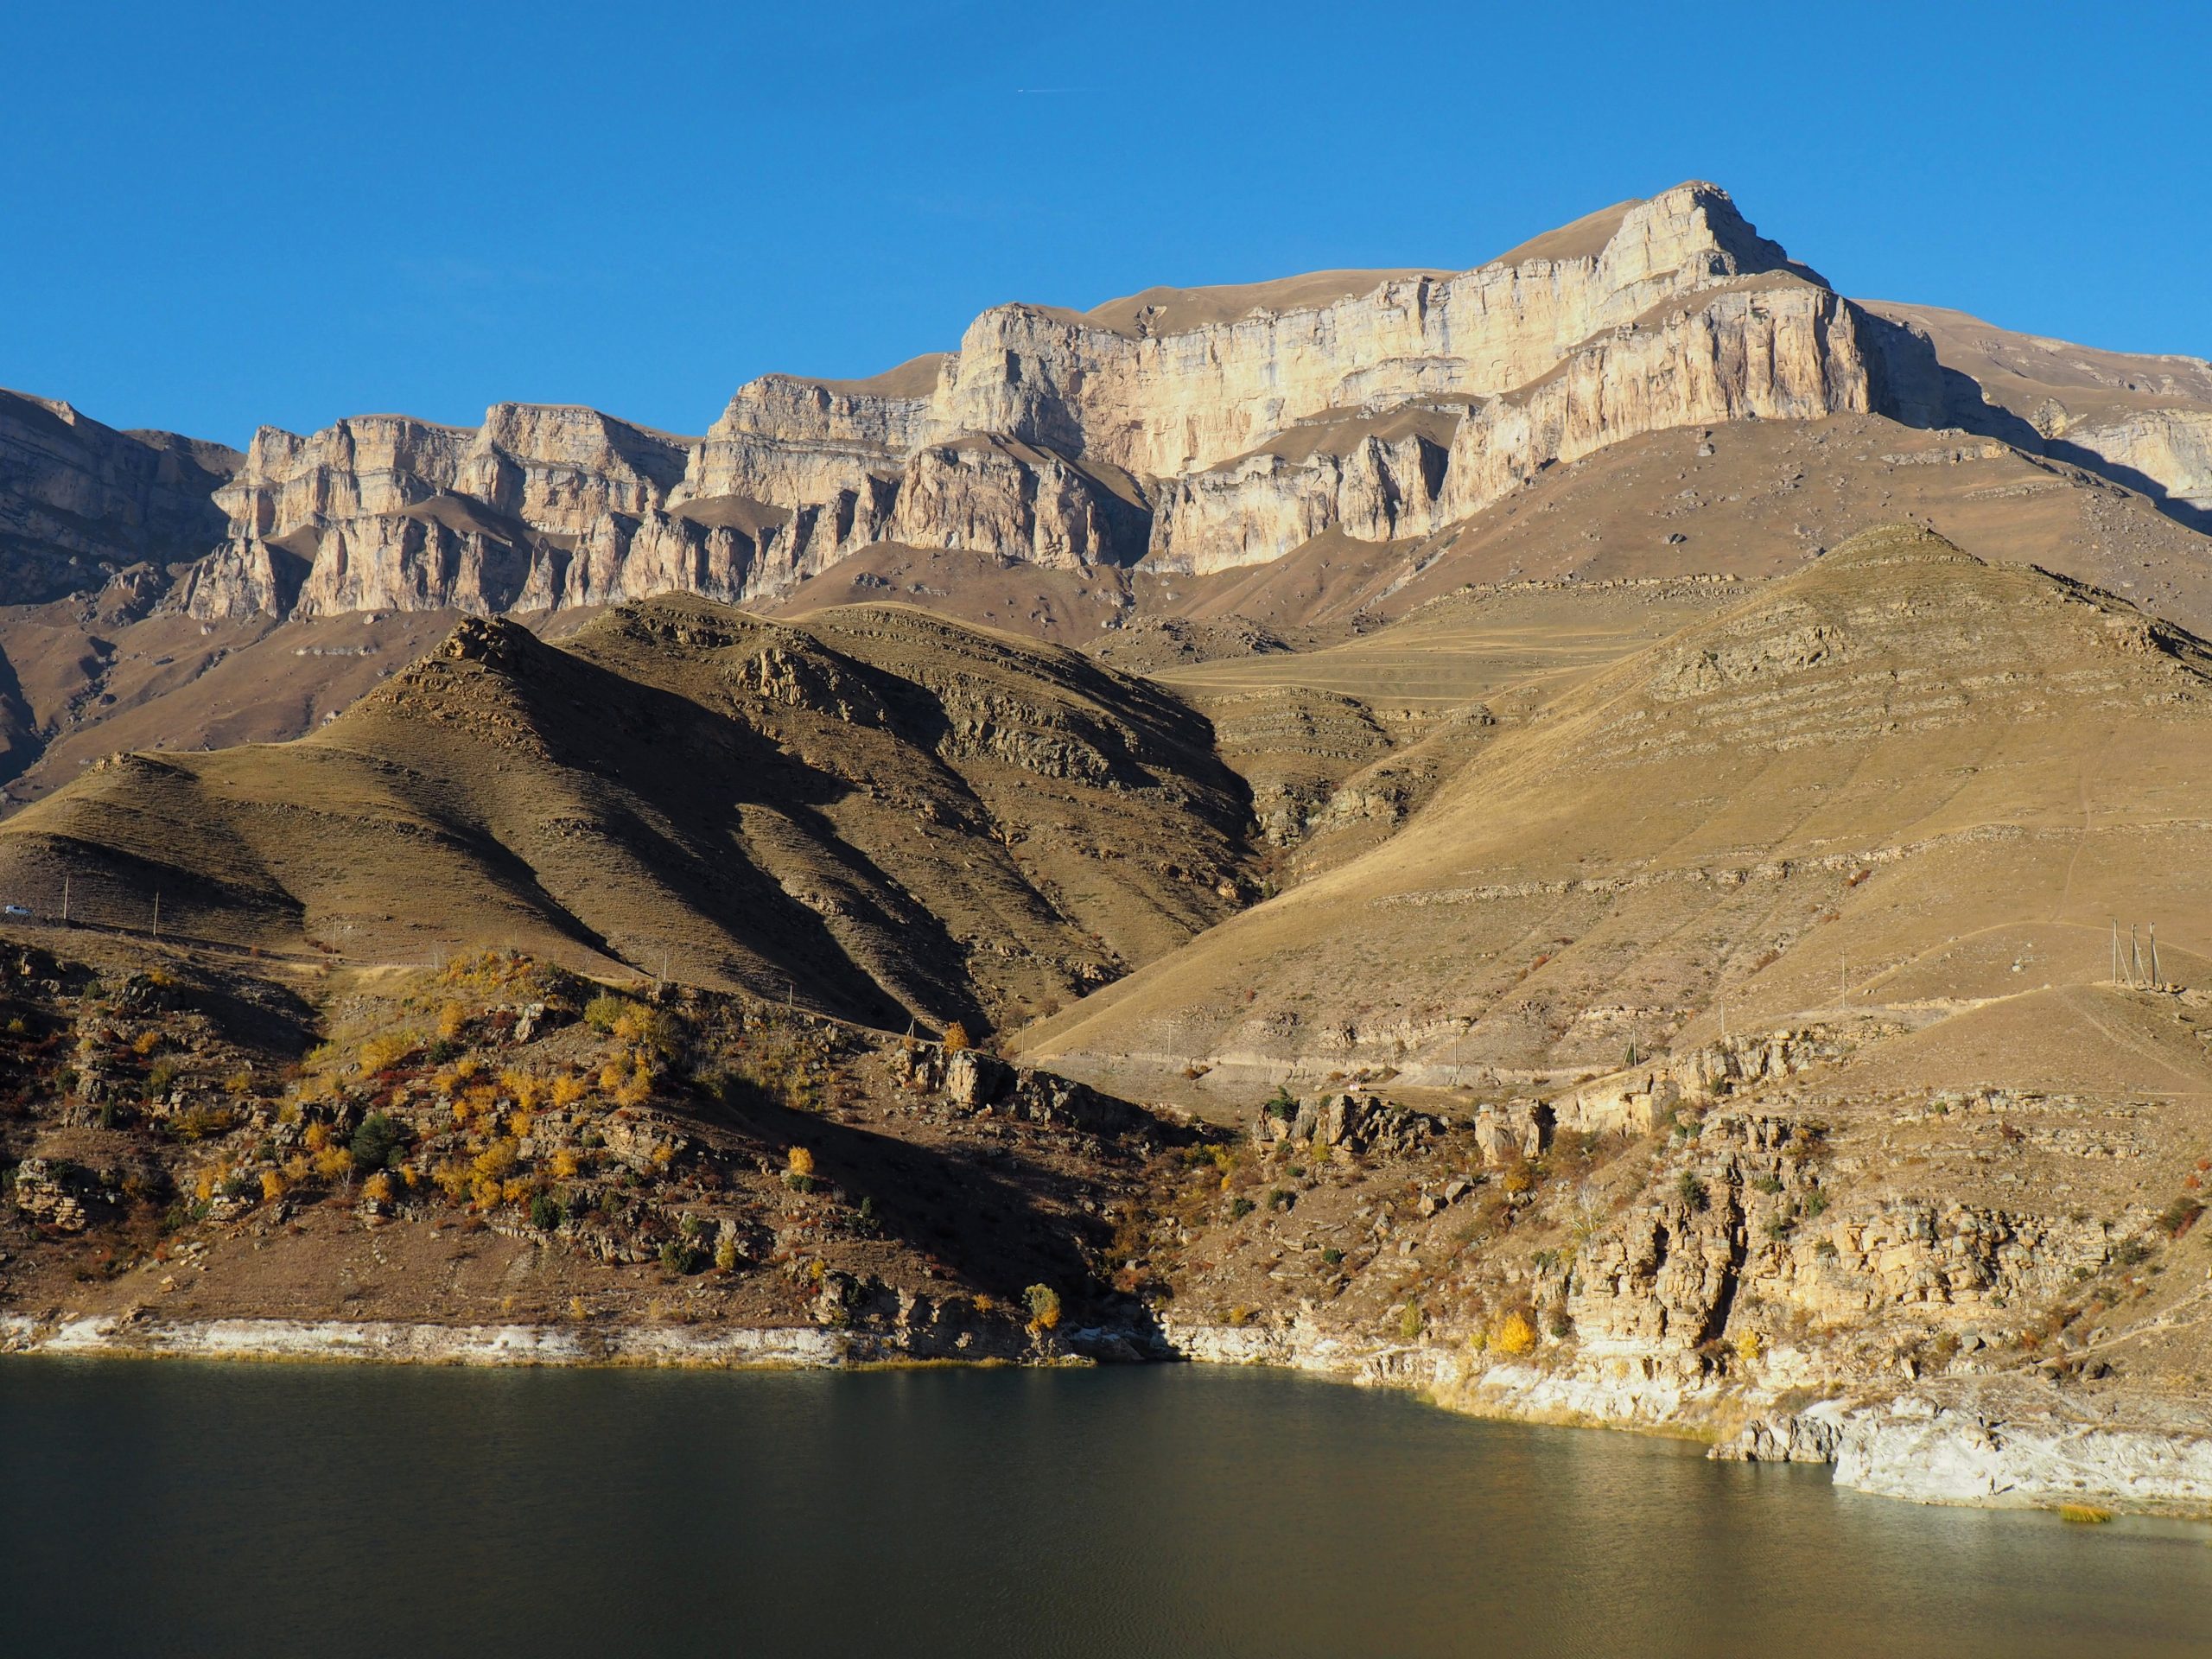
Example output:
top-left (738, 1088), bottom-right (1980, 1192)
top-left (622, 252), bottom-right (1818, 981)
top-left (899, 1043), bottom-right (1169, 1140)
top-left (30, 181), bottom-right (2190, 625)
top-left (1829, 1384), bottom-right (2212, 1514)
top-left (0, 389), bottom-right (238, 604)
top-left (2052, 408), bottom-right (2212, 520)
top-left (1250, 1090), bottom-right (1443, 1156)
top-left (167, 182), bottom-right (1890, 618)
top-left (1557, 1027), bottom-right (1846, 1136)
top-left (1859, 301), bottom-right (2212, 529)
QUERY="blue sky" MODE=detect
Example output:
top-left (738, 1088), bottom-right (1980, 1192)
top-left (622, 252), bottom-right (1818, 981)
top-left (6, 1), bottom-right (2208, 446)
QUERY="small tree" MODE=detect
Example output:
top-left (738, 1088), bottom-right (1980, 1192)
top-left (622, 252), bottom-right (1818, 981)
top-left (942, 1021), bottom-right (971, 1055)
top-left (1024, 1283), bottom-right (1062, 1331)
top-left (1491, 1312), bottom-right (1537, 1356)
top-left (351, 1112), bottom-right (410, 1173)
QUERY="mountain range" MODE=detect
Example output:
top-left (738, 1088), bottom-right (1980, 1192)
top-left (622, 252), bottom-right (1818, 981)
top-left (10, 183), bottom-right (2212, 1512)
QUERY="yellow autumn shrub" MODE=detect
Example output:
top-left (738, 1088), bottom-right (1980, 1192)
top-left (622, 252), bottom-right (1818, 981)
top-left (1491, 1313), bottom-right (1538, 1356)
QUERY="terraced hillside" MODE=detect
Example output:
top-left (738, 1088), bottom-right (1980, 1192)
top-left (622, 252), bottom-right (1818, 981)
top-left (1019, 524), bottom-right (2212, 1107)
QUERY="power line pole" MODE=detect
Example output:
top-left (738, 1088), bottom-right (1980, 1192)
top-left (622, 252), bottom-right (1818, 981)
top-left (60, 874), bottom-right (68, 925)
top-left (152, 893), bottom-right (160, 944)
top-left (2151, 923), bottom-right (2162, 988)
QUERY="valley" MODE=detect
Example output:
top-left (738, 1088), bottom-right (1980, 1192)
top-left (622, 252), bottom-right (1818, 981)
top-left (6, 181), bottom-right (2212, 1524)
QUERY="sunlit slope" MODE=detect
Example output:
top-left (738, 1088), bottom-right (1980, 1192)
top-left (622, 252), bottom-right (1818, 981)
top-left (0, 599), bottom-right (1255, 1031)
top-left (1018, 524), bottom-right (2212, 1091)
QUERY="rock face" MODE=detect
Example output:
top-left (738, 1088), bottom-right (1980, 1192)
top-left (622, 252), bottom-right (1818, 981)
top-left (171, 182), bottom-right (1879, 619)
top-left (0, 390), bottom-right (238, 604)
top-left (19, 185), bottom-right (2206, 626)
top-left (1860, 300), bottom-right (2212, 529)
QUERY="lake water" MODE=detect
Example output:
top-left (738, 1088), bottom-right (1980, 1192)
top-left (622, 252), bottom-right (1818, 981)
top-left (1, 1360), bottom-right (2206, 1656)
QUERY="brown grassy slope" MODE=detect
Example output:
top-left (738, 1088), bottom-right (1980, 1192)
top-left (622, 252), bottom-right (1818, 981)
top-left (1155, 578), bottom-right (1752, 875)
top-left (1016, 524), bottom-right (2212, 1100)
top-left (0, 599), bottom-right (1255, 1033)
top-left (0, 591), bottom-right (463, 809)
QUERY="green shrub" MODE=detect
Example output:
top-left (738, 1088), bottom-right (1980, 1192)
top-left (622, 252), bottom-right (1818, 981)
top-left (350, 1113), bottom-right (410, 1173)
top-left (529, 1192), bottom-right (564, 1231)
top-left (658, 1239), bottom-right (707, 1274)
top-left (143, 1059), bottom-right (181, 1101)
top-left (1321, 1247), bottom-right (1343, 1266)
top-left (1676, 1172), bottom-right (1709, 1211)
top-left (1263, 1084), bottom-right (1299, 1122)
top-left (583, 994), bottom-right (630, 1033)
top-left (1229, 1196), bottom-right (1255, 1220)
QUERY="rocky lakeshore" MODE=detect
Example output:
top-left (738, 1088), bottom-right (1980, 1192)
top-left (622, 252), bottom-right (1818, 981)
top-left (1166, 1319), bottom-right (2212, 1519)
top-left (11, 1302), bottom-right (2212, 1522)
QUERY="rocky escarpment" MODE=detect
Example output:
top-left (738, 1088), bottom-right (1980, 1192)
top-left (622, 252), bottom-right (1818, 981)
top-left (172, 183), bottom-right (1881, 619)
top-left (1862, 300), bottom-right (2212, 530)
top-left (13, 189), bottom-right (2210, 630)
top-left (1135, 1001), bottom-right (2212, 1517)
top-left (0, 390), bottom-right (238, 605)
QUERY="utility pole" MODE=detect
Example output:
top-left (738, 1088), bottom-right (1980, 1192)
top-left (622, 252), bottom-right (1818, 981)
top-left (2133, 925), bottom-right (2145, 988)
top-left (2113, 919), bottom-right (2121, 987)
top-left (60, 874), bottom-right (69, 925)
top-left (152, 893), bottom-right (160, 943)
top-left (2151, 923), bottom-right (2162, 988)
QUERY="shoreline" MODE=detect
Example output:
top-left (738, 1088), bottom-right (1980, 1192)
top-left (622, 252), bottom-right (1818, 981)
top-left (10, 1311), bottom-right (2212, 1522)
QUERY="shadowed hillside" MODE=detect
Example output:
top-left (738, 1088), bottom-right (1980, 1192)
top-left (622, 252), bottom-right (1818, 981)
top-left (0, 599), bottom-right (1256, 1032)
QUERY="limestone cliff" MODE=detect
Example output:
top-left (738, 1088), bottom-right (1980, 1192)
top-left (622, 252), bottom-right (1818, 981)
top-left (0, 390), bottom-right (238, 604)
top-left (26, 182), bottom-right (2199, 625)
top-left (175, 182), bottom-right (1878, 618)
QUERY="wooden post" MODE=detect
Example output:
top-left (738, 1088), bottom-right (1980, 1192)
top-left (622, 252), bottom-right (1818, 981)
top-left (2151, 924), bottom-right (2162, 988)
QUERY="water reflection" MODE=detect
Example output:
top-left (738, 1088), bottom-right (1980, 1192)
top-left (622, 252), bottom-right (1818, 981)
top-left (0, 1361), bottom-right (2203, 1657)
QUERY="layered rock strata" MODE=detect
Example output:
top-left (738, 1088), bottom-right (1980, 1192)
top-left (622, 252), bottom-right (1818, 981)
top-left (175, 183), bottom-right (1877, 617)
top-left (0, 390), bottom-right (238, 604)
